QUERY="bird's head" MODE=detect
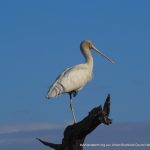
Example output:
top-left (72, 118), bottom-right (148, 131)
top-left (80, 40), bottom-right (93, 50)
top-left (80, 40), bottom-right (114, 63)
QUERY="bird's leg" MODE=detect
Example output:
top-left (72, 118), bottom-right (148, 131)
top-left (69, 93), bottom-right (77, 123)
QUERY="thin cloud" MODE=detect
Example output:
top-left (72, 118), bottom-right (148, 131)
top-left (0, 122), bottom-right (66, 135)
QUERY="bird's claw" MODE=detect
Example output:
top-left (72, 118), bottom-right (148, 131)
top-left (73, 91), bottom-right (78, 97)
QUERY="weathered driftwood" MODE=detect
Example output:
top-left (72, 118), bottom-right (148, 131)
top-left (37, 94), bottom-right (112, 150)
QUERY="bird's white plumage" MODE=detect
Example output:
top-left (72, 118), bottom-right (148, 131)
top-left (47, 63), bottom-right (93, 98)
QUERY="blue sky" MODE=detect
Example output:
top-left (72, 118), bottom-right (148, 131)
top-left (0, 0), bottom-right (150, 149)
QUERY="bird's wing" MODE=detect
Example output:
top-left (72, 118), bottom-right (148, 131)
top-left (55, 67), bottom-right (72, 82)
top-left (47, 67), bottom-right (73, 98)
top-left (47, 64), bottom-right (91, 98)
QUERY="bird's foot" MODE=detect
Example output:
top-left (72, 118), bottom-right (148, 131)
top-left (72, 91), bottom-right (78, 97)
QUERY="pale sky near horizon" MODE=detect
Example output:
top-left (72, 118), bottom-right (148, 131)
top-left (0, 0), bottom-right (150, 149)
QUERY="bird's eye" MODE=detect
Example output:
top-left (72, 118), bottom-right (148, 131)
top-left (89, 43), bottom-right (92, 49)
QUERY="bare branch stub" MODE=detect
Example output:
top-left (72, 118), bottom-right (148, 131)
top-left (37, 94), bottom-right (112, 150)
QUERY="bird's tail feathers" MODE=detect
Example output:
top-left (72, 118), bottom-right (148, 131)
top-left (47, 82), bottom-right (64, 99)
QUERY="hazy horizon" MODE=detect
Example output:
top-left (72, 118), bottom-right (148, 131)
top-left (0, 122), bottom-right (150, 150)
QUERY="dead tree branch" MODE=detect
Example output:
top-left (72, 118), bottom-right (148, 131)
top-left (37, 94), bottom-right (112, 150)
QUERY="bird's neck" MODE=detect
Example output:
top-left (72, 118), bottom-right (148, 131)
top-left (85, 52), bottom-right (94, 70)
top-left (81, 48), bottom-right (94, 71)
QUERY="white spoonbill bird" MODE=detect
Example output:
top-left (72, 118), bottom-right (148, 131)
top-left (47, 40), bottom-right (114, 123)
